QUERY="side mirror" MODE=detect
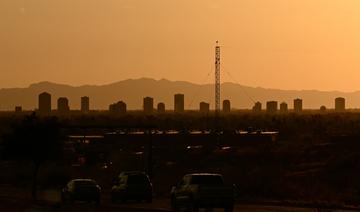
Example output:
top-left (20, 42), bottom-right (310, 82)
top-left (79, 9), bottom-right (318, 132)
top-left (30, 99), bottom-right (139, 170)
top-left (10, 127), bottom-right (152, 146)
top-left (170, 185), bottom-right (177, 193)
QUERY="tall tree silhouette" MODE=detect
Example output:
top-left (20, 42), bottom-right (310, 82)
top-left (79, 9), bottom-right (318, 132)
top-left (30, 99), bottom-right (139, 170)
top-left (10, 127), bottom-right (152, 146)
top-left (3, 114), bottom-right (63, 201)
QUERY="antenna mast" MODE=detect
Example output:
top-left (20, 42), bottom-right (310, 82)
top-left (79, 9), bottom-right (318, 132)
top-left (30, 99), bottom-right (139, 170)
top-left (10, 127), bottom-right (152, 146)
top-left (215, 41), bottom-right (221, 112)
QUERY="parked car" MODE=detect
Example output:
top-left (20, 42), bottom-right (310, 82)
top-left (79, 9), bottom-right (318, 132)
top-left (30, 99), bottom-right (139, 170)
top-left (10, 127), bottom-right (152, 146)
top-left (170, 173), bottom-right (234, 212)
top-left (111, 171), bottom-right (152, 203)
top-left (61, 179), bottom-right (101, 204)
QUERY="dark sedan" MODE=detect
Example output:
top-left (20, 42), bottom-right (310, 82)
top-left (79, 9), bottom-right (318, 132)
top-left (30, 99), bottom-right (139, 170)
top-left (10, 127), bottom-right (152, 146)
top-left (111, 171), bottom-right (152, 203)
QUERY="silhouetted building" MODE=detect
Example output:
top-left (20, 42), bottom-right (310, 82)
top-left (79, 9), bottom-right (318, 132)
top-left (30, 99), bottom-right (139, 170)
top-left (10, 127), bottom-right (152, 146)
top-left (81, 96), bottom-right (90, 113)
top-left (38, 92), bottom-right (51, 114)
top-left (252, 101), bottom-right (262, 113)
top-left (335, 97), bottom-right (345, 112)
top-left (223, 100), bottom-right (231, 113)
top-left (143, 97), bottom-right (154, 114)
top-left (266, 101), bottom-right (278, 113)
top-left (199, 102), bottom-right (210, 113)
top-left (157, 102), bottom-right (165, 113)
top-left (320, 105), bottom-right (326, 112)
top-left (280, 102), bottom-right (288, 112)
top-left (109, 103), bottom-right (115, 113)
top-left (174, 94), bottom-right (184, 113)
top-left (294, 98), bottom-right (303, 113)
top-left (109, 101), bottom-right (126, 114)
top-left (15, 106), bottom-right (22, 113)
top-left (57, 97), bottom-right (70, 113)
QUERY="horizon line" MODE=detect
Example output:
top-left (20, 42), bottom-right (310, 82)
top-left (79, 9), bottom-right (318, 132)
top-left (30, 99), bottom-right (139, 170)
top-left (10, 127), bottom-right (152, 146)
top-left (0, 77), bottom-right (357, 94)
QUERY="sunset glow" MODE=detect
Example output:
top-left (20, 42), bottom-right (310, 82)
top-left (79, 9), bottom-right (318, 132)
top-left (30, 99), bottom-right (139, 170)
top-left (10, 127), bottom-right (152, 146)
top-left (1, 0), bottom-right (360, 91)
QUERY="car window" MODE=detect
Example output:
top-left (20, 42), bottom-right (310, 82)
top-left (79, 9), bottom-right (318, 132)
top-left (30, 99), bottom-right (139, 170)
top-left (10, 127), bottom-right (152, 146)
top-left (190, 175), bottom-right (224, 186)
top-left (74, 180), bottom-right (97, 188)
top-left (177, 179), bottom-right (185, 187)
top-left (112, 177), bottom-right (119, 185)
top-left (127, 174), bottom-right (150, 185)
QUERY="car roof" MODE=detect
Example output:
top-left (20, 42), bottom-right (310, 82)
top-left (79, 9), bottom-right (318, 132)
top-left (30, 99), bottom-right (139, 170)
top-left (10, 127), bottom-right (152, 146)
top-left (185, 173), bottom-right (222, 177)
top-left (70, 179), bottom-right (97, 182)
top-left (119, 171), bottom-right (147, 176)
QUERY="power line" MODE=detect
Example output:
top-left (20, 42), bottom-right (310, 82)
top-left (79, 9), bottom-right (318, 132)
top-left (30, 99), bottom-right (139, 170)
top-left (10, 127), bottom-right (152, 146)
top-left (223, 69), bottom-right (256, 104)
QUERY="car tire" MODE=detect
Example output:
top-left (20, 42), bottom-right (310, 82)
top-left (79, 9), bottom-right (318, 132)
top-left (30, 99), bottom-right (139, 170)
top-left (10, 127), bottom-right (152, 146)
top-left (172, 204), bottom-right (180, 212)
top-left (189, 202), bottom-right (199, 212)
top-left (192, 205), bottom-right (199, 212)
top-left (122, 198), bottom-right (127, 203)
top-left (111, 195), bottom-right (117, 203)
top-left (146, 197), bottom-right (152, 203)
top-left (171, 197), bottom-right (178, 211)
top-left (225, 205), bottom-right (234, 212)
top-left (61, 193), bottom-right (66, 204)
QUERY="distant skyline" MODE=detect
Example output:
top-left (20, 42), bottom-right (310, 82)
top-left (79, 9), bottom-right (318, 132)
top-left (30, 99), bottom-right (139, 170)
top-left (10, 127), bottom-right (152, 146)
top-left (0, 78), bottom-right (358, 111)
top-left (2, 1), bottom-right (360, 91)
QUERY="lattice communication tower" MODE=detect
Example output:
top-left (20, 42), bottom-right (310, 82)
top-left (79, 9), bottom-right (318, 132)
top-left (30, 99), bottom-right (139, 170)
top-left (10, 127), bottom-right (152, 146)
top-left (215, 41), bottom-right (221, 112)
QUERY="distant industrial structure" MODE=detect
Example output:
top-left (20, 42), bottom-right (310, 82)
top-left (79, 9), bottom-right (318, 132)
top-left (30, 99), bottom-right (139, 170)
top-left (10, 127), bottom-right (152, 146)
top-left (81, 96), bottom-right (90, 113)
top-left (280, 102), bottom-right (288, 113)
top-left (15, 106), bottom-right (22, 113)
top-left (252, 102), bottom-right (262, 113)
top-left (199, 102), bottom-right (210, 113)
top-left (215, 41), bottom-right (221, 112)
top-left (109, 101), bottom-right (127, 114)
top-left (294, 98), bottom-right (303, 113)
top-left (143, 97), bottom-right (154, 114)
top-left (320, 105), bottom-right (326, 112)
top-left (222, 100), bottom-right (231, 113)
top-left (174, 94), bottom-right (184, 113)
top-left (266, 101), bottom-right (278, 113)
top-left (57, 97), bottom-right (70, 113)
top-left (38, 92), bottom-right (51, 114)
top-left (157, 103), bottom-right (165, 113)
top-left (335, 97), bottom-right (345, 112)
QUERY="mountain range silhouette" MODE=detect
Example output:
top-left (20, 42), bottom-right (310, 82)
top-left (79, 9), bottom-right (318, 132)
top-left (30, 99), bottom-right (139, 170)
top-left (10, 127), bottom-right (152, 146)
top-left (0, 78), bottom-right (357, 110)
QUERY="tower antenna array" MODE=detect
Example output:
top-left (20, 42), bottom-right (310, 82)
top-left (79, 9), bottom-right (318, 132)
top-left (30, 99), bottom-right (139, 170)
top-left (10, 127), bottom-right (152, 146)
top-left (215, 41), bottom-right (221, 112)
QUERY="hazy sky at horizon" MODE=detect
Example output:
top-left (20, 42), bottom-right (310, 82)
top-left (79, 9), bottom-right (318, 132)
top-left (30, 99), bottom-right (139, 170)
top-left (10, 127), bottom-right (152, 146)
top-left (1, 0), bottom-right (360, 91)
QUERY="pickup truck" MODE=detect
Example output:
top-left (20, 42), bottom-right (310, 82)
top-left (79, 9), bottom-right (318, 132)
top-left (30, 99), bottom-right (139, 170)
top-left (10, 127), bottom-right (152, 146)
top-left (170, 173), bottom-right (234, 212)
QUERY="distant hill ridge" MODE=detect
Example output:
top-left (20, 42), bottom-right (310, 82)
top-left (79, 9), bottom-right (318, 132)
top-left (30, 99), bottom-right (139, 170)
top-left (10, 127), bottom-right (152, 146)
top-left (0, 78), bottom-right (357, 110)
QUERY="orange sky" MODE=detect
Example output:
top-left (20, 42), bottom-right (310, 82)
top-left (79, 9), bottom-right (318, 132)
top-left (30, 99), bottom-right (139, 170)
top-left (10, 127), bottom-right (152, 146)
top-left (1, 0), bottom-right (360, 91)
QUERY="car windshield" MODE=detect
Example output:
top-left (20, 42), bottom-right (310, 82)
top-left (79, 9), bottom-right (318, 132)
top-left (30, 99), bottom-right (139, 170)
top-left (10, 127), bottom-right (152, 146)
top-left (190, 175), bottom-right (224, 186)
top-left (127, 175), bottom-right (150, 185)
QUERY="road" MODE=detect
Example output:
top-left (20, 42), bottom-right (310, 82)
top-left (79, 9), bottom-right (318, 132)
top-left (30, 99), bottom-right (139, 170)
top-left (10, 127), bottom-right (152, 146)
top-left (21, 198), bottom-right (360, 212)
top-left (23, 202), bottom-right (360, 212)
top-left (0, 188), bottom-right (358, 212)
